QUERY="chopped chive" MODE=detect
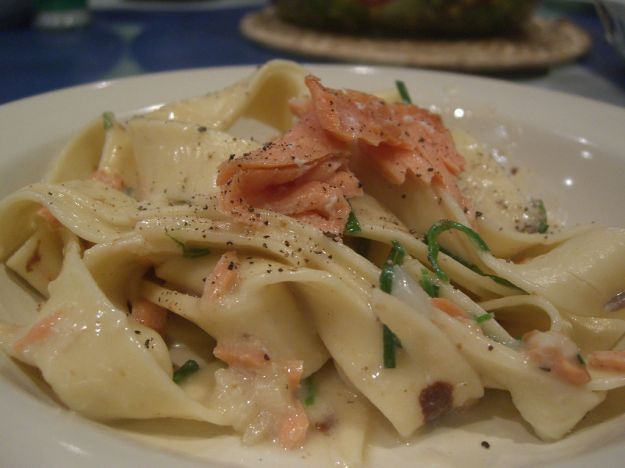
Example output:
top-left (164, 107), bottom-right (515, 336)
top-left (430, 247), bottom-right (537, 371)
top-left (303, 376), bottom-right (315, 406)
top-left (475, 313), bottom-right (494, 324)
top-left (379, 264), bottom-right (394, 294)
top-left (184, 247), bottom-right (211, 258)
top-left (577, 353), bottom-right (586, 366)
top-left (425, 220), bottom-right (490, 283)
top-left (379, 240), bottom-right (407, 368)
top-left (383, 325), bottom-right (398, 368)
top-left (435, 244), bottom-right (524, 292)
top-left (173, 359), bottom-right (199, 383)
top-left (420, 268), bottom-right (439, 298)
top-left (102, 111), bottom-right (115, 130)
top-left (166, 232), bottom-right (210, 258)
top-left (438, 244), bottom-right (477, 271)
top-left (377, 264), bottom-right (405, 355)
top-left (388, 240), bottom-right (406, 265)
top-left (344, 210), bottom-right (362, 234)
top-left (395, 80), bottom-right (412, 104)
top-left (487, 274), bottom-right (523, 290)
top-left (379, 241), bottom-right (406, 294)
top-left (167, 232), bottom-right (185, 250)
top-left (536, 199), bottom-right (549, 234)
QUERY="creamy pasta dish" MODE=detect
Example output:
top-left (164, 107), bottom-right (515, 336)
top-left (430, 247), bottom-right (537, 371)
top-left (1, 60), bottom-right (625, 466)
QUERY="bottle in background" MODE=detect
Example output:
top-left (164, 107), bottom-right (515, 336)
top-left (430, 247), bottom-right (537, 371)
top-left (33, 0), bottom-right (90, 29)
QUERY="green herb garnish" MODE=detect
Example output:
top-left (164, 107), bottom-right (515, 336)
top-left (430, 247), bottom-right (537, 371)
top-left (435, 244), bottom-right (522, 291)
top-left (379, 240), bottom-right (407, 368)
top-left (166, 232), bottom-right (210, 258)
top-left (536, 199), bottom-right (549, 234)
top-left (487, 274), bottom-right (523, 290)
top-left (344, 207), bottom-right (367, 256)
top-left (303, 376), bottom-right (315, 406)
top-left (577, 353), bottom-right (586, 366)
top-left (379, 241), bottom-right (406, 294)
top-left (383, 325), bottom-right (399, 368)
top-left (173, 359), bottom-right (199, 384)
top-left (420, 268), bottom-right (439, 298)
top-left (395, 80), bottom-right (412, 104)
top-left (102, 111), bottom-right (115, 130)
top-left (425, 220), bottom-right (490, 283)
top-left (388, 240), bottom-right (406, 265)
top-left (475, 313), bottom-right (494, 324)
top-left (344, 210), bottom-right (362, 234)
top-left (379, 264), bottom-right (394, 294)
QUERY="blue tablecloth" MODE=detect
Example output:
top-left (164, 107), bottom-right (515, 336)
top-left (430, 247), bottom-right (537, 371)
top-left (1, 3), bottom-right (624, 106)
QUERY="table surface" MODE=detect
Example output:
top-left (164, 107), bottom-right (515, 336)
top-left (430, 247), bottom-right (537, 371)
top-left (1, 0), bottom-right (624, 107)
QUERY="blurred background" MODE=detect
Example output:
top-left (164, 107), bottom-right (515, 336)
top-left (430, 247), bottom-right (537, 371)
top-left (0, 0), bottom-right (623, 106)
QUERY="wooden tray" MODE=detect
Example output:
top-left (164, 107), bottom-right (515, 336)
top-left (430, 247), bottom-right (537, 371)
top-left (241, 8), bottom-right (591, 72)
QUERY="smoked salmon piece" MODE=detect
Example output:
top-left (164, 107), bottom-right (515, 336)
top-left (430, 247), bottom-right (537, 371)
top-left (36, 207), bottom-right (62, 228)
top-left (588, 350), bottom-right (625, 372)
top-left (13, 311), bottom-right (63, 352)
top-left (130, 299), bottom-right (168, 336)
top-left (212, 333), bottom-right (310, 448)
top-left (218, 112), bottom-right (362, 234)
top-left (431, 297), bottom-right (470, 320)
top-left (523, 330), bottom-right (590, 386)
top-left (90, 169), bottom-right (124, 191)
top-left (306, 76), bottom-right (403, 147)
top-left (305, 76), bottom-right (469, 213)
top-left (217, 75), bottom-right (468, 234)
top-left (284, 359), bottom-right (304, 390)
top-left (202, 251), bottom-right (239, 301)
top-left (278, 400), bottom-right (310, 449)
top-left (213, 335), bottom-right (270, 368)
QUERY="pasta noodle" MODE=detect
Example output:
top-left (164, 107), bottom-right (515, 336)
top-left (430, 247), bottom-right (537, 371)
top-left (0, 60), bottom-right (624, 465)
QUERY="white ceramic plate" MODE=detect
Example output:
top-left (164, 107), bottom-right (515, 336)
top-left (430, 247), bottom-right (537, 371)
top-left (1, 64), bottom-right (624, 468)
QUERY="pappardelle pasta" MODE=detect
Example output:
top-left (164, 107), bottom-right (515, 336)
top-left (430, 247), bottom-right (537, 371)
top-left (1, 60), bottom-right (625, 466)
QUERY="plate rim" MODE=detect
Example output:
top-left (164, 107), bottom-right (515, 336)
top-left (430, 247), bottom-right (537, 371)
top-left (0, 62), bottom-right (624, 467)
top-left (1, 62), bottom-right (624, 158)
